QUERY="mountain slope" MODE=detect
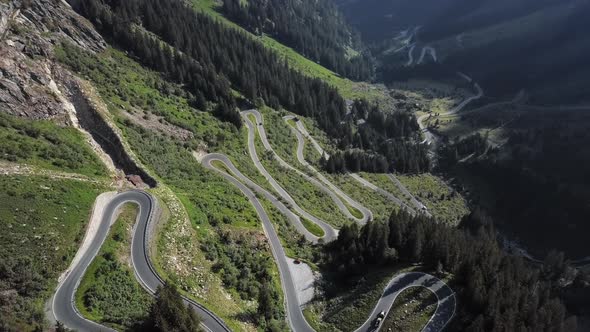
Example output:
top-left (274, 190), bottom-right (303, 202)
top-left (338, 0), bottom-right (590, 104)
top-left (222, 0), bottom-right (373, 80)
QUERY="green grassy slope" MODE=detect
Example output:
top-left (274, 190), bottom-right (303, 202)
top-left (0, 175), bottom-right (106, 331)
top-left (0, 112), bottom-right (108, 177)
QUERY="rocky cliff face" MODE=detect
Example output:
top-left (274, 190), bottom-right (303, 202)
top-left (0, 0), bottom-right (158, 187)
top-left (0, 0), bottom-right (105, 122)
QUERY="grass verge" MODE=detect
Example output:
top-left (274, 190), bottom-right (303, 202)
top-left (397, 174), bottom-right (468, 225)
top-left (327, 174), bottom-right (396, 222)
top-left (301, 217), bottom-right (325, 238)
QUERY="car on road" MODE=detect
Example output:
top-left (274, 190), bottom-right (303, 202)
top-left (374, 310), bottom-right (385, 327)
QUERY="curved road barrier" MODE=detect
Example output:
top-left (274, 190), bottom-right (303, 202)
top-left (50, 191), bottom-right (231, 332)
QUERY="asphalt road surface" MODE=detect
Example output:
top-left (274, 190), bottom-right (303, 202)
top-left (203, 155), bottom-right (456, 332)
top-left (283, 113), bottom-right (372, 224)
top-left (241, 110), bottom-right (339, 239)
top-left (417, 72), bottom-right (484, 149)
top-left (205, 111), bottom-right (456, 332)
top-left (349, 173), bottom-right (417, 214)
top-left (285, 114), bottom-right (429, 219)
top-left (202, 154), bottom-right (316, 332)
top-left (387, 174), bottom-right (432, 218)
top-left (202, 153), bottom-right (336, 243)
top-left (354, 272), bottom-right (456, 332)
top-left (246, 110), bottom-right (368, 224)
top-left (50, 191), bottom-right (231, 332)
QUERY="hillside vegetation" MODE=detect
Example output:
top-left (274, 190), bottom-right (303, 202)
top-left (222, 0), bottom-right (373, 80)
top-left (69, 0), bottom-right (427, 175)
top-left (0, 176), bottom-right (105, 331)
top-left (0, 112), bottom-right (108, 177)
top-left (57, 37), bottom-right (288, 329)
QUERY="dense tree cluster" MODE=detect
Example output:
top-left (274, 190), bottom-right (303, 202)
top-left (323, 210), bottom-right (579, 331)
top-left (201, 229), bottom-right (286, 330)
top-left (322, 99), bottom-right (429, 173)
top-left (68, 0), bottom-right (243, 127)
top-left (322, 149), bottom-right (388, 173)
top-left (82, 257), bottom-right (151, 327)
top-left (438, 133), bottom-right (488, 169)
top-left (0, 256), bottom-right (45, 331)
top-left (222, 0), bottom-right (373, 80)
top-left (69, 0), bottom-right (349, 133)
top-left (145, 283), bottom-right (202, 332)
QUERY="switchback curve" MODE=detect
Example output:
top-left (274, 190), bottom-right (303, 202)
top-left (50, 190), bottom-right (231, 332)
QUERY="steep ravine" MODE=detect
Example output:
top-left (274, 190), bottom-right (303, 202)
top-left (64, 79), bottom-right (158, 187)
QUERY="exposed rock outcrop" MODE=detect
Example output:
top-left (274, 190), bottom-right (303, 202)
top-left (0, 0), bottom-right (157, 187)
top-left (0, 0), bottom-right (105, 121)
top-left (55, 69), bottom-right (158, 187)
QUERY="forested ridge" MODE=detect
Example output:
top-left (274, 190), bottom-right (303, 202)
top-left (68, 0), bottom-right (428, 174)
top-left (222, 0), bottom-right (373, 80)
top-left (323, 210), bottom-right (581, 332)
top-left (69, 0), bottom-right (346, 131)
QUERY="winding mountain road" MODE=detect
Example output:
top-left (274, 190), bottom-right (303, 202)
top-left (51, 112), bottom-right (455, 332)
top-left (50, 191), bottom-right (231, 332)
top-left (202, 153), bottom-right (335, 243)
top-left (282, 114), bottom-right (372, 224)
top-left (241, 111), bottom-right (339, 238)
top-left (354, 272), bottom-right (455, 332)
top-left (349, 173), bottom-right (416, 214)
top-left (285, 115), bottom-right (429, 217)
top-left (387, 174), bottom-right (431, 217)
top-left (417, 72), bottom-right (484, 148)
top-left (245, 110), bottom-right (370, 224)
top-left (417, 46), bottom-right (438, 64)
top-left (202, 155), bottom-right (456, 332)
top-left (406, 44), bottom-right (417, 66)
top-left (202, 155), bottom-right (316, 332)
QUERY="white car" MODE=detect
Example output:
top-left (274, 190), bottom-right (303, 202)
top-left (374, 310), bottom-right (386, 327)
